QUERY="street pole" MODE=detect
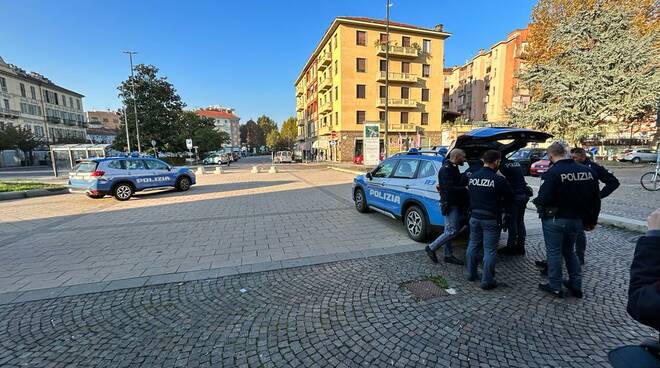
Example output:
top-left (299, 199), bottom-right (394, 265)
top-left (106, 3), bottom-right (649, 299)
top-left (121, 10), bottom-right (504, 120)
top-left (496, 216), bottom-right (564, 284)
top-left (123, 108), bottom-right (131, 154)
top-left (384, 0), bottom-right (390, 158)
top-left (124, 51), bottom-right (141, 154)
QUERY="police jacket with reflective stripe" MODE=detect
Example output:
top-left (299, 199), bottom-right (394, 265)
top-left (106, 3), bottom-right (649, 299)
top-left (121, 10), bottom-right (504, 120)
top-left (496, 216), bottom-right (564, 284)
top-left (533, 159), bottom-right (601, 224)
top-left (499, 157), bottom-right (528, 195)
top-left (468, 167), bottom-right (513, 220)
top-left (437, 160), bottom-right (469, 207)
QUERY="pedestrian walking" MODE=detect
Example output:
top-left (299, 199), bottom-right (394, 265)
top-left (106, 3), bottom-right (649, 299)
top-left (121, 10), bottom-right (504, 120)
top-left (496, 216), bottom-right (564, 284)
top-left (466, 150), bottom-right (513, 290)
top-left (533, 143), bottom-right (601, 298)
top-left (425, 148), bottom-right (469, 265)
top-left (570, 147), bottom-right (619, 265)
top-left (498, 156), bottom-right (532, 255)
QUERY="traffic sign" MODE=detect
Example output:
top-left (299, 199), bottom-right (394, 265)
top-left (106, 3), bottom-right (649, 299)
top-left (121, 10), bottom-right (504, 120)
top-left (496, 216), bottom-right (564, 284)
top-left (331, 130), bottom-right (337, 140)
top-left (186, 139), bottom-right (193, 150)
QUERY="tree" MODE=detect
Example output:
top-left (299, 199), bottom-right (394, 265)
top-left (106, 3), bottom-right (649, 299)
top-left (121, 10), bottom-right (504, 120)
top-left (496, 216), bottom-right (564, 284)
top-left (279, 117), bottom-right (298, 150)
top-left (256, 115), bottom-right (277, 147)
top-left (0, 126), bottom-right (44, 165)
top-left (174, 111), bottom-right (229, 154)
top-left (510, 7), bottom-right (660, 145)
top-left (243, 119), bottom-right (261, 149)
top-left (114, 64), bottom-right (185, 152)
top-left (265, 130), bottom-right (282, 150)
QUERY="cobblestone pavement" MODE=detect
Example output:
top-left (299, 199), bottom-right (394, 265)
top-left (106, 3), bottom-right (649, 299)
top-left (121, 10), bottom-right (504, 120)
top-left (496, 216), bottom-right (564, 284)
top-left (0, 226), bottom-right (654, 367)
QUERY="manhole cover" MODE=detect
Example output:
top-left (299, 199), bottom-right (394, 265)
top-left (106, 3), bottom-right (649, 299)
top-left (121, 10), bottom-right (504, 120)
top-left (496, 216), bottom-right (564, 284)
top-left (402, 280), bottom-right (446, 300)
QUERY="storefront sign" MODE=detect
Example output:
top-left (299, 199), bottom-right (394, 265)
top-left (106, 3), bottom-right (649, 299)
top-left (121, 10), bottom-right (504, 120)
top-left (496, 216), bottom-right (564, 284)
top-left (364, 123), bottom-right (380, 166)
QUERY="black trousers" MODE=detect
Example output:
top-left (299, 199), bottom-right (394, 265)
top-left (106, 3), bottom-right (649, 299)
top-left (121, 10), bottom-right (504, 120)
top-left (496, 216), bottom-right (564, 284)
top-left (507, 194), bottom-right (529, 249)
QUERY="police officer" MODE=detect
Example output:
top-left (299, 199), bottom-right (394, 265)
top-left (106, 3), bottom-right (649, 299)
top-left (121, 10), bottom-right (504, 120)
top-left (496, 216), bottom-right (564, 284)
top-left (498, 155), bottom-right (532, 255)
top-left (466, 150), bottom-right (513, 290)
top-left (533, 143), bottom-right (601, 298)
top-left (425, 148), bottom-right (468, 265)
top-left (570, 147), bottom-right (620, 265)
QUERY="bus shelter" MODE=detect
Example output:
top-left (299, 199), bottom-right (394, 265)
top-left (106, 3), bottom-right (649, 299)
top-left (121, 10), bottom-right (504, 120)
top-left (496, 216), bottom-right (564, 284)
top-left (49, 143), bottom-right (110, 176)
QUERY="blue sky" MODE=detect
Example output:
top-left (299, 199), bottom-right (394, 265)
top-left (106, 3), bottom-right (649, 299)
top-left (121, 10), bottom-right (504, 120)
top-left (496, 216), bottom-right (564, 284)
top-left (1, 0), bottom-right (535, 125)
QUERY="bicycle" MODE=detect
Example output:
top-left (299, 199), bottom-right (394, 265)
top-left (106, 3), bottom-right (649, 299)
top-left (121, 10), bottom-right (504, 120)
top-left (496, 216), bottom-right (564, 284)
top-left (640, 146), bottom-right (660, 191)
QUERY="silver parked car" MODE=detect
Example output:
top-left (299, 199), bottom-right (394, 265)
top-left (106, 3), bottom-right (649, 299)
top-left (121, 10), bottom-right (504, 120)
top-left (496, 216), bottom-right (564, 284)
top-left (619, 148), bottom-right (658, 163)
top-left (273, 151), bottom-right (293, 164)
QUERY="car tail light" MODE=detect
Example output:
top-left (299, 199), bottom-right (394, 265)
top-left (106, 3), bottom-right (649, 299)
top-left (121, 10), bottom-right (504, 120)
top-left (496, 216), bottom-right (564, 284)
top-left (90, 170), bottom-right (105, 177)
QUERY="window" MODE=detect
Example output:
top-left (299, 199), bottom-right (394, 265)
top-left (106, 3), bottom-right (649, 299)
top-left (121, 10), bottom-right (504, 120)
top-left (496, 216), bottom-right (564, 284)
top-left (422, 88), bottom-right (429, 101)
top-left (422, 64), bottom-right (430, 77)
top-left (20, 83), bottom-right (26, 97)
top-left (373, 160), bottom-right (396, 178)
top-left (356, 84), bottom-right (366, 98)
top-left (34, 126), bottom-right (44, 137)
top-left (421, 112), bottom-right (429, 125)
top-left (401, 111), bottom-right (409, 124)
top-left (379, 111), bottom-right (386, 122)
top-left (392, 159), bottom-right (419, 179)
top-left (401, 87), bottom-right (409, 99)
top-left (356, 30), bottom-right (366, 46)
top-left (335, 112), bottom-right (338, 124)
top-left (380, 59), bottom-right (387, 72)
top-left (126, 160), bottom-right (147, 170)
top-left (334, 60), bottom-right (338, 75)
top-left (107, 160), bottom-right (127, 170)
top-left (379, 33), bottom-right (388, 44)
top-left (356, 110), bottom-right (366, 124)
top-left (62, 95), bottom-right (67, 107)
top-left (3, 99), bottom-right (8, 109)
top-left (76, 99), bottom-right (81, 110)
top-left (0, 77), bottom-right (6, 91)
top-left (356, 58), bottom-right (366, 72)
top-left (417, 160), bottom-right (435, 178)
top-left (423, 39), bottom-right (431, 53)
top-left (401, 62), bottom-right (410, 73)
top-left (380, 86), bottom-right (387, 98)
top-left (334, 86), bottom-right (338, 100)
top-left (329, 113), bottom-right (333, 125)
top-left (30, 86), bottom-right (36, 99)
top-left (54, 93), bottom-right (59, 105)
top-left (402, 36), bottom-right (411, 47)
top-left (333, 34), bottom-right (337, 49)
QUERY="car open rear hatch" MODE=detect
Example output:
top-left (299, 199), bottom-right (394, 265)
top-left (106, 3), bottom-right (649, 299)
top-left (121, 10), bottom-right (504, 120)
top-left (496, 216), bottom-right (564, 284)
top-left (449, 127), bottom-right (553, 161)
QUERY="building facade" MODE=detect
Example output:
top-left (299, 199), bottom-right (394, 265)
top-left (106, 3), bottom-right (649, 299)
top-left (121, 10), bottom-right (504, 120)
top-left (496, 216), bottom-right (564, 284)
top-left (0, 56), bottom-right (87, 143)
top-left (294, 17), bottom-right (450, 162)
top-left (195, 107), bottom-right (241, 148)
top-left (444, 28), bottom-right (529, 124)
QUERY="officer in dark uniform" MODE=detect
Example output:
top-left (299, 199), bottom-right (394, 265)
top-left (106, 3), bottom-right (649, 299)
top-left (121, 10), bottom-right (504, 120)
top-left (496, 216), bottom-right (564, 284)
top-left (533, 143), bottom-right (601, 298)
top-left (466, 150), bottom-right (513, 290)
top-left (498, 156), bottom-right (531, 255)
top-left (570, 147), bottom-right (620, 265)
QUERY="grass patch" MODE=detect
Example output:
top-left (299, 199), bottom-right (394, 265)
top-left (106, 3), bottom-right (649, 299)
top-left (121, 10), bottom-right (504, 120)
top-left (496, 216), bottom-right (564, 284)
top-left (0, 181), bottom-right (59, 193)
top-left (425, 274), bottom-right (449, 289)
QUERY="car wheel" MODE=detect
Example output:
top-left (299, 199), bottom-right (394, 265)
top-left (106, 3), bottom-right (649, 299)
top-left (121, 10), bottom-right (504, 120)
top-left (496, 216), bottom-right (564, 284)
top-left (632, 157), bottom-right (641, 164)
top-left (405, 205), bottom-right (428, 242)
top-left (354, 188), bottom-right (369, 213)
top-left (176, 176), bottom-right (191, 192)
top-left (113, 183), bottom-right (133, 201)
top-left (86, 193), bottom-right (105, 199)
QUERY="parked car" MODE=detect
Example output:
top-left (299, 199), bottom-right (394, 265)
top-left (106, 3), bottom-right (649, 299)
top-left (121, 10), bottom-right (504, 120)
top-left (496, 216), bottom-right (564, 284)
top-left (353, 153), bottom-right (385, 165)
top-left (202, 153), bottom-right (231, 165)
top-left (67, 156), bottom-right (196, 201)
top-left (352, 128), bottom-right (553, 241)
top-left (273, 151), bottom-right (293, 164)
top-left (618, 148), bottom-right (658, 164)
top-left (506, 148), bottom-right (546, 175)
top-left (530, 154), bottom-right (551, 177)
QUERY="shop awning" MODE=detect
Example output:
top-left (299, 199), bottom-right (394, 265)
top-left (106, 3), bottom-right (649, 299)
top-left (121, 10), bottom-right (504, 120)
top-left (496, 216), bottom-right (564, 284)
top-left (312, 139), bottom-right (329, 150)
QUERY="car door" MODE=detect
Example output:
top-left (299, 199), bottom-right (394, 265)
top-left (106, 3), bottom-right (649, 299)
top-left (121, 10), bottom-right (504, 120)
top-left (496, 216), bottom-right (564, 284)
top-left (366, 159), bottom-right (398, 211)
top-left (125, 159), bottom-right (151, 190)
top-left (409, 160), bottom-right (444, 226)
top-left (387, 158), bottom-right (421, 214)
top-left (145, 159), bottom-right (176, 188)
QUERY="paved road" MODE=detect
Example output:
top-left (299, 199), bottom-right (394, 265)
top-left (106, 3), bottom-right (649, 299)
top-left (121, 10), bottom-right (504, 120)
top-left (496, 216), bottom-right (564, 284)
top-left (0, 226), bottom-right (654, 367)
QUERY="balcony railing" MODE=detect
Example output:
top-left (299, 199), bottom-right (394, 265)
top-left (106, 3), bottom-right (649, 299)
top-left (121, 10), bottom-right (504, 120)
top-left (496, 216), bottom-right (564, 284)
top-left (378, 98), bottom-right (417, 108)
top-left (296, 101), bottom-right (304, 112)
top-left (377, 44), bottom-right (419, 58)
top-left (379, 123), bottom-right (417, 132)
top-left (319, 100), bottom-right (332, 114)
top-left (377, 71), bottom-right (417, 83)
top-left (0, 107), bottom-right (20, 118)
top-left (296, 85), bottom-right (303, 97)
top-left (317, 51), bottom-right (332, 70)
top-left (318, 76), bottom-right (332, 92)
top-left (297, 118), bottom-right (305, 127)
top-left (47, 116), bottom-right (62, 124)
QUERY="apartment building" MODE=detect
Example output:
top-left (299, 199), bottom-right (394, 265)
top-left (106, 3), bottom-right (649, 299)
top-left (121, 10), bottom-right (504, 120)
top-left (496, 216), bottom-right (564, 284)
top-left (195, 106), bottom-right (241, 148)
top-left (294, 17), bottom-right (450, 162)
top-left (444, 28), bottom-right (529, 124)
top-left (0, 56), bottom-right (87, 143)
top-left (86, 110), bottom-right (120, 144)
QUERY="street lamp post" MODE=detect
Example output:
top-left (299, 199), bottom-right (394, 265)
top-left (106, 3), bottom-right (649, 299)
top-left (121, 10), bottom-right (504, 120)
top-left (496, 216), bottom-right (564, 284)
top-left (384, 0), bottom-right (391, 158)
top-left (124, 51), bottom-right (141, 154)
top-left (123, 108), bottom-right (131, 154)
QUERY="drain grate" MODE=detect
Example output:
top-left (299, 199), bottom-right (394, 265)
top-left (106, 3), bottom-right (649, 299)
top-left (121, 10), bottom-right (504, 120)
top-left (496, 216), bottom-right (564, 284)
top-left (402, 280), bottom-right (447, 300)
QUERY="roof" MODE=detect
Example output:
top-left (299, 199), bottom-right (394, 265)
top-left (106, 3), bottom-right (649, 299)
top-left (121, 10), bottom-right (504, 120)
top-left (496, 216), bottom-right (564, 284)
top-left (336, 17), bottom-right (441, 33)
top-left (50, 143), bottom-right (110, 151)
top-left (195, 109), bottom-right (240, 120)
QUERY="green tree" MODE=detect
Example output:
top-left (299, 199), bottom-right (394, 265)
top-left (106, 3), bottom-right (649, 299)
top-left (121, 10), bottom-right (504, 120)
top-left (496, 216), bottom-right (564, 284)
top-left (174, 111), bottom-right (229, 154)
top-left (510, 7), bottom-right (660, 145)
top-left (265, 130), bottom-right (282, 150)
top-left (243, 119), bottom-right (261, 149)
top-left (256, 115), bottom-right (277, 148)
top-left (0, 126), bottom-right (44, 165)
top-left (279, 117), bottom-right (298, 150)
top-left (114, 64), bottom-right (185, 152)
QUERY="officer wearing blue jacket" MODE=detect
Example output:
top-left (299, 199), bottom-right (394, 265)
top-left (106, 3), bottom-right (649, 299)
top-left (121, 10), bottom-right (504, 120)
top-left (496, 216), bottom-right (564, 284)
top-left (570, 147), bottom-right (620, 265)
top-left (498, 156), bottom-right (531, 255)
top-left (466, 150), bottom-right (513, 290)
top-left (533, 143), bottom-right (601, 298)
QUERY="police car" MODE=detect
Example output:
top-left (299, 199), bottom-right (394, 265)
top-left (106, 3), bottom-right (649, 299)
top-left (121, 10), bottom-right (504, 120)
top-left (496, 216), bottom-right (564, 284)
top-left (352, 127), bottom-right (552, 242)
top-left (67, 156), bottom-right (196, 201)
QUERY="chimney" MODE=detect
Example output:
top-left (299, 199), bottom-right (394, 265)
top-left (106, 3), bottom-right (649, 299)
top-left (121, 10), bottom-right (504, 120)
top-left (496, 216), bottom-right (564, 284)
top-left (434, 24), bottom-right (444, 32)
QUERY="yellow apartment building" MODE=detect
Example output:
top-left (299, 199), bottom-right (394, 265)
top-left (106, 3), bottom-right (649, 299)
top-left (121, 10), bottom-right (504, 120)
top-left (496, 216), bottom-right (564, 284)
top-left (294, 17), bottom-right (450, 162)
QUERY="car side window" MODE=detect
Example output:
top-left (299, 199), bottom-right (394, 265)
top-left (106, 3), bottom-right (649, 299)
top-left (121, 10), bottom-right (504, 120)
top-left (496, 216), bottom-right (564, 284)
top-left (126, 160), bottom-right (146, 170)
top-left (392, 159), bottom-right (420, 179)
top-left (145, 160), bottom-right (169, 170)
top-left (372, 160), bottom-right (397, 178)
top-left (107, 160), bottom-right (126, 170)
top-left (416, 160), bottom-right (436, 178)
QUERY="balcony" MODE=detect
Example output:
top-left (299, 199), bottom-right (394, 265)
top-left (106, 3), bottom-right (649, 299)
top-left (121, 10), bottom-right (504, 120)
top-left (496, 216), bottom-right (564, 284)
top-left (377, 71), bottom-right (417, 83)
top-left (483, 96), bottom-right (489, 103)
top-left (47, 116), bottom-right (62, 124)
top-left (378, 98), bottom-right (417, 108)
top-left (319, 100), bottom-right (332, 114)
top-left (380, 122), bottom-right (417, 132)
top-left (297, 118), bottom-right (305, 127)
top-left (377, 44), bottom-right (419, 58)
top-left (0, 107), bottom-right (20, 119)
top-left (317, 51), bottom-right (332, 70)
top-left (296, 101), bottom-right (304, 112)
top-left (296, 85), bottom-right (303, 97)
top-left (297, 134), bottom-right (305, 142)
top-left (318, 76), bottom-right (332, 92)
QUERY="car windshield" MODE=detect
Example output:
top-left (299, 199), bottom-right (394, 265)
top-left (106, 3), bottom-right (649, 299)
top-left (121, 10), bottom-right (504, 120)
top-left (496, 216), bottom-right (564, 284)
top-left (73, 161), bottom-right (98, 172)
top-left (509, 150), bottom-right (530, 159)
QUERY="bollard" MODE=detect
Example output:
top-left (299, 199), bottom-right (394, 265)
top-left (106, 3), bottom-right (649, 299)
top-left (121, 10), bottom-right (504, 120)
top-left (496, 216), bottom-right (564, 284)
top-left (196, 167), bottom-right (205, 176)
top-left (214, 167), bottom-right (223, 175)
top-left (268, 166), bottom-right (278, 174)
top-left (251, 166), bottom-right (260, 174)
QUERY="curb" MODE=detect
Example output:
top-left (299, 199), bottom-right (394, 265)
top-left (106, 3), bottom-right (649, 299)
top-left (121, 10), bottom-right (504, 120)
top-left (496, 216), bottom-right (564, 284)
top-left (328, 166), bottom-right (365, 175)
top-left (525, 204), bottom-right (647, 233)
top-left (0, 187), bottom-right (68, 202)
